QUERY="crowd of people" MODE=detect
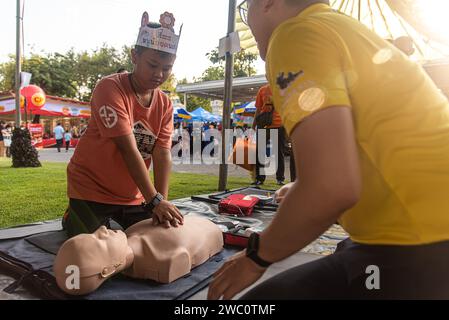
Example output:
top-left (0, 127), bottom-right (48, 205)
top-left (51, 123), bottom-right (88, 153)
top-left (0, 120), bottom-right (88, 156)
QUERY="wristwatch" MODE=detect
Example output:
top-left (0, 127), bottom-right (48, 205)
top-left (246, 232), bottom-right (272, 268)
top-left (143, 193), bottom-right (164, 212)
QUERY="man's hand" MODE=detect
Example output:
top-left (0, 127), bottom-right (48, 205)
top-left (152, 200), bottom-right (184, 228)
top-left (207, 251), bottom-right (267, 300)
top-left (274, 182), bottom-right (294, 203)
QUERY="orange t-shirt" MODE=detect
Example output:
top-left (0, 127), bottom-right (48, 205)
top-left (67, 73), bottom-right (174, 205)
top-left (255, 85), bottom-right (282, 129)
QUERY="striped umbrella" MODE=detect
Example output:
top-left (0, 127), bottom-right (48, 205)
top-left (173, 107), bottom-right (192, 121)
top-left (234, 101), bottom-right (256, 116)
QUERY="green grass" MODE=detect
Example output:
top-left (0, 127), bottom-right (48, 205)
top-left (0, 158), bottom-right (279, 228)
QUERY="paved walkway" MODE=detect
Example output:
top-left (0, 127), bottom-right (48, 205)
top-left (37, 149), bottom-right (293, 180)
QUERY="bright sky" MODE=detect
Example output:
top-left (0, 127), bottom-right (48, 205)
top-left (0, 0), bottom-right (265, 81)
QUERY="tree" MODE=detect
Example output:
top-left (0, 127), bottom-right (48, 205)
top-left (160, 74), bottom-right (177, 94)
top-left (176, 48), bottom-right (258, 111)
top-left (10, 128), bottom-right (41, 168)
top-left (0, 45), bottom-right (134, 101)
top-left (204, 48), bottom-right (257, 79)
top-left (0, 51), bottom-right (79, 98)
top-left (76, 45), bottom-right (133, 101)
top-left (0, 56), bottom-right (16, 92)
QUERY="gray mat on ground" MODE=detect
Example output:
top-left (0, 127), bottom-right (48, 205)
top-left (0, 227), bottom-right (239, 300)
top-left (0, 195), bottom-right (279, 300)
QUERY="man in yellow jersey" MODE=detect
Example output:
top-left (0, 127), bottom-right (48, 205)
top-left (208, 0), bottom-right (449, 300)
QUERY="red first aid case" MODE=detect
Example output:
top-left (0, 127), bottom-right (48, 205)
top-left (218, 194), bottom-right (260, 217)
top-left (223, 230), bottom-right (249, 247)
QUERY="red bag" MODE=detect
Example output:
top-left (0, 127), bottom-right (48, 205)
top-left (223, 229), bottom-right (250, 247)
top-left (218, 194), bottom-right (260, 217)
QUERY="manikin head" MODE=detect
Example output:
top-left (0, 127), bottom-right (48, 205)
top-left (242, 0), bottom-right (329, 60)
top-left (54, 226), bottom-right (133, 296)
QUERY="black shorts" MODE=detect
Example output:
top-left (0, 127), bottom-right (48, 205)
top-left (241, 238), bottom-right (449, 300)
top-left (62, 198), bottom-right (152, 238)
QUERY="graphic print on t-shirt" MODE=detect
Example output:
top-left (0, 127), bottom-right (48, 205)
top-left (133, 121), bottom-right (157, 160)
top-left (99, 105), bottom-right (118, 128)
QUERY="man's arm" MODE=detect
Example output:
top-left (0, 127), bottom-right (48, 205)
top-left (152, 146), bottom-right (172, 199)
top-left (258, 106), bottom-right (362, 263)
top-left (207, 106), bottom-right (361, 300)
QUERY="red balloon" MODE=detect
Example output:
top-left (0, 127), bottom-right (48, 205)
top-left (20, 85), bottom-right (46, 112)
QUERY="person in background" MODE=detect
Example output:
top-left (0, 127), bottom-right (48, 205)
top-left (3, 124), bottom-right (12, 158)
top-left (53, 122), bottom-right (65, 153)
top-left (252, 84), bottom-right (286, 186)
top-left (64, 130), bottom-right (72, 153)
top-left (0, 121), bottom-right (5, 158)
top-left (71, 126), bottom-right (79, 139)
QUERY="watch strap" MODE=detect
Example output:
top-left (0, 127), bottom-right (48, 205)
top-left (246, 233), bottom-right (272, 268)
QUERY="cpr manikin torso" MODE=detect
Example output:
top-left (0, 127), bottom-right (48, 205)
top-left (54, 216), bottom-right (223, 295)
top-left (124, 216), bottom-right (223, 283)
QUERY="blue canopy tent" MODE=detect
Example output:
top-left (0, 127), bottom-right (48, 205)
top-left (190, 107), bottom-right (222, 123)
top-left (209, 114), bottom-right (223, 123)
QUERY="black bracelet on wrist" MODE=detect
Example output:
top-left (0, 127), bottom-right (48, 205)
top-left (143, 193), bottom-right (164, 212)
top-left (246, 233), bottom-right (273, 269)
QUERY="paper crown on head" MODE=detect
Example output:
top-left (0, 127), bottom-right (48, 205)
top-left (136, 11), bottom-right (182, 55)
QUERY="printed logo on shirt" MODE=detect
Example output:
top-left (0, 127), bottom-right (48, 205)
top-left (99, 106), bottom-right (118, 129)
top-left (276, 71), bottom-right (304, 90)
top-left (133, 121), bottom-right (157, 160)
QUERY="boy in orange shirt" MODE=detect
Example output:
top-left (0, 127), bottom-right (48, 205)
top-left (63, 11), bottom-right (184, 237)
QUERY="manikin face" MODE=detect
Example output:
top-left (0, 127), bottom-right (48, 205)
top-left (131, 48), bottom-right (176, 90)
top-left (54, 226), bottom-right (131, 295)
top-left (89, 226), bottom-right (132, 278)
